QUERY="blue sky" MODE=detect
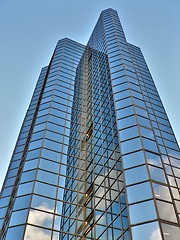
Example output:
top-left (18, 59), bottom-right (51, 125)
top-left (0, 0), bottom-right (180, 189)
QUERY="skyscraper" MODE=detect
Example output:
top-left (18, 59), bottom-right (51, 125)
top-left (0, 7), bottom-right (180, 240)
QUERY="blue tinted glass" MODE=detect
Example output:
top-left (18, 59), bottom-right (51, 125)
top-left (37, 170), bottom-right (58, 185)
top-left (120, 126), bottom-right (139, 141)
top-left (131, 221), bottom-right (161, 240)
top-left (142, 138), bottom-right (158, 153)
top-left (0, 207), bottom-right (7, 218)
top-left (127, 182), bottom-right (153, 204)
top-left (31, 131), bottom-right (45, 141)
top-left (116, 106), bottom-right (134, 119)
top-left (123, 150), bottom-right (145, 169)
top-left (149, 166), bottom-right (167, 183)
top-left (17, 182), bottom-right (34, 196)
top-left (56, 200), bottom-right (63, 214)
top-left (47, 122), bottom-right (65, 133)
top-left (45, 130), bottom-right (64, 142)
top-left (14, 195), bottom-right (31, 210)
top-left (129, 200), bottom-right (157, 224)
top-left (121, 137), bottom-right (142, 154)
top-left (115, 97), bottom-right (132, 110)
top-left (6, 225), bottom-right (25, 240)
top-left (41, 148), bottom-right (60, 162)
top-left (112, 76), bottom-right (127, 86)
top-left (133, 98), bottom-right (146, 108)
top-left (140, 127), bottom-right (155, 140)
top-left (1, 187), bottom-right (13, 198)
top-left (20, 170), bottom-right (37, 183)
top-left (137, 116), bottom-right (151, 128)
top-left (26, 149), bottom-right (41, 160)
top-left (34, 122), bottom-right (47, 132)
top-left (0, 196), bottom-right (10, 208)
top-left (43, 139), bottom-right (62, 152)
top-left (125, 165), bottom-right (148, 185)
top-left (113, 82), bottom-right (129, 93)
top-left (39, 158), bottom-right (59, 173)
top-left (29, 139), bottom-right (42, 150)
top-left (145, 152), bottom-right (162, 167)
top-left (31, 195), bottom-right (55, 212)
top-left (23, 159), bottom-right (39, 171)
top-left (9, 209), bottom-right (28, 226)
top-left (34, 182), bottom-right (56, 198)
top-left (118, 115), bottom-right (136, 129)
top-left (114, 90), bottom-right (131, 101)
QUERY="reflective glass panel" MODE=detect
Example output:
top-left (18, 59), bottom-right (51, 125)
top-left (24, 225), bottom-right (51, 240)
top-left (148, 166), bottom-right (167, 183)
top-left (146, 152), bottom-right (162, 167)
top-left (6, 225), bottom-right (25, 240)
top-left (14, 195), bottom-right (31, 210)
top-left (152, 183), bottom-right (171, 201)
top-left (162, 223), bottom-right (180, 240)
top-left (28, 209), bottom-right (53, 228)
top-left (31, 195), bottom-right (55, 212)
top-left (9, 209), bottom-right (28, 226)
top-left (34, 182), bottom-right (56, 198)
top-left (123, 150), bottom-right (145, 169)
top-left (121, 137), bottom-right (142, 154)
top-left (129, 200), bottom-right (157, 224)
top-left (156, 200), bottom-right (177, 223)
top-left (127, 182), bottom-right (153, 204)
top-left (125, 165), bottom-right (148, 185)
top-left (131, 221), bottom-right (162, 240)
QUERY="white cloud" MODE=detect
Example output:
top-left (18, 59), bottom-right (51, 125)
top-left (24, 225), bottom-right (51, 240)
top-left (24, 204), bottom-right (53, 240)
top-left (28, 205), bottom-right (53, 226)
top-left (147, 158), bottom-right (159, 166)
top-left (150, 227), bottom-right (161, 240)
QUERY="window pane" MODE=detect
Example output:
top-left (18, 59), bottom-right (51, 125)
top-left (28, 209), bottom-right (53, 228)
top-left (127, 182), bottom-right (152, 204)
top-left (125, 165), bottom-right (148, 185)
top-left (145, 152), bottom-right (162, 167)
top-left (39, 158), bottom-right (59, 173)
top-left (129, 200), bottom-right (157, 224)
top-left (156, 201), bottom-right (177, 223)
top-left (14, 195), bottom-right (31, 210)
top-left (153, 183), bottom-right (171, 201)
top-left (24, 225), bottom-right (51, 240)
top-left (6, 225), bottom-right (25, 240)
top-left (121, 137), bottom-right (142, 154)
top-left (118, 115), bottom-right (136, 129)
top-left (31, 195), bottom-right (55, 212)
top-left (123, 150), bottom-right (145, 169)
top-left (149, 166), bottom-right (167, 183)
top-left (9, 209), bottom-right (28, 226)
top-left (162, 223), bottom-right (180, 240)
top-left (34, 182), bottom-right (56, 198)
top-left (120, 126), bottom-right (139, 141)
top-left (36, 170), bottom-right (58, 185)
top-left (142, 138), bottom-right (158, 153)
top-left (131, 221), bottom-right (162, 240)
top-left (17, 182), bottom-right (34, 196)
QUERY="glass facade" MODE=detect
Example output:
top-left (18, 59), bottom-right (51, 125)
top-left (0, 8), bottom-right (180, 240)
